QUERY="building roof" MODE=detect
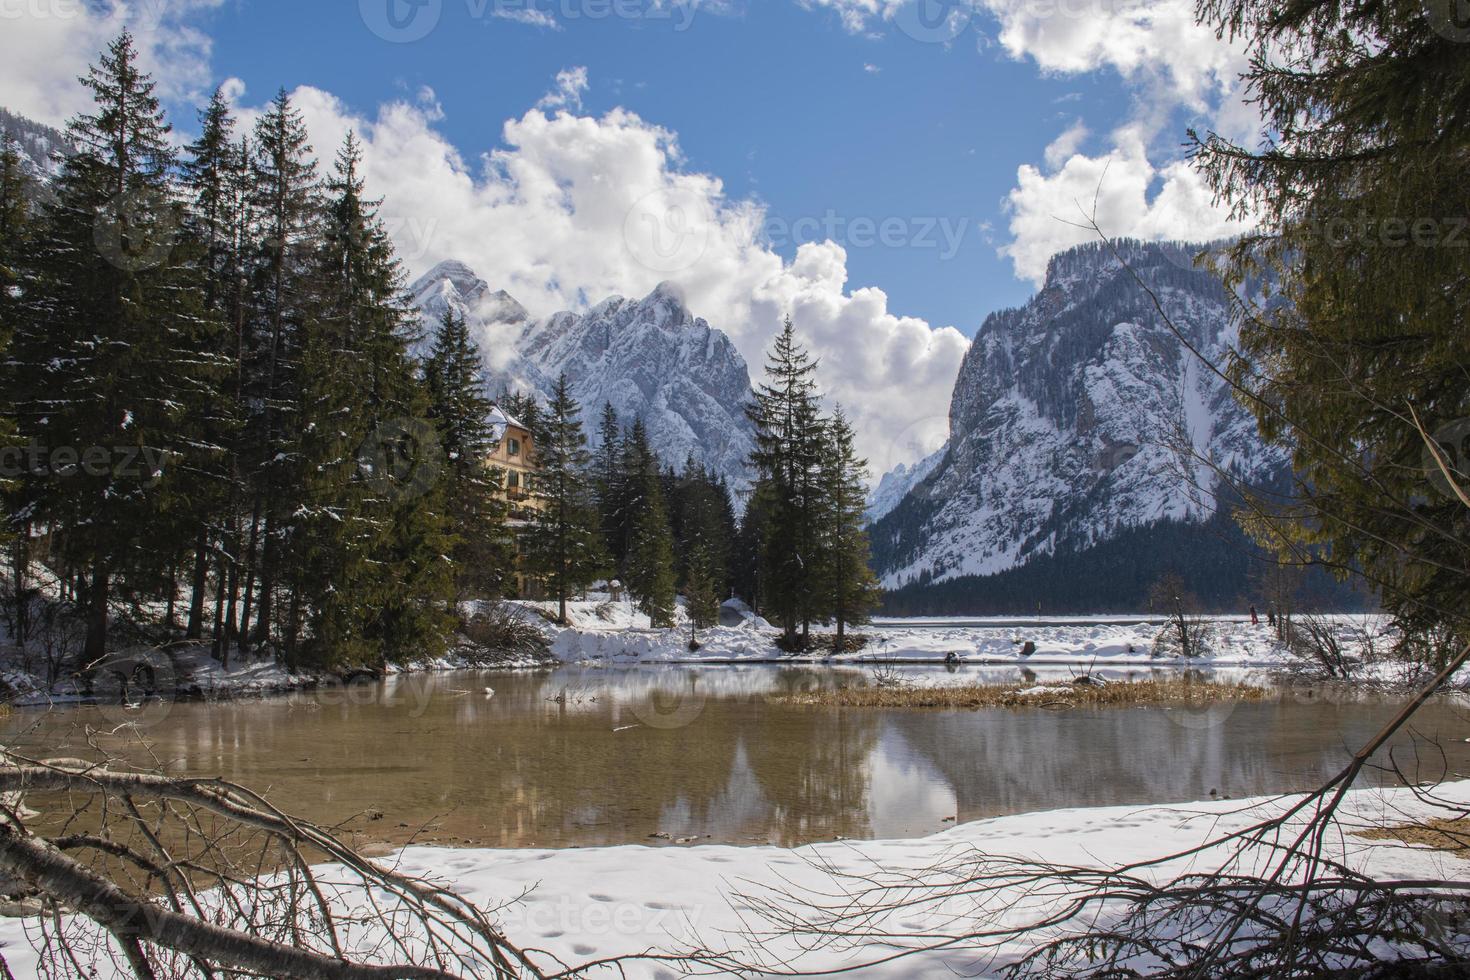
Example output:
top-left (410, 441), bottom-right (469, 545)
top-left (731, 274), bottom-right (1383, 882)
top-left (487, 405), bottom-right (528, 445)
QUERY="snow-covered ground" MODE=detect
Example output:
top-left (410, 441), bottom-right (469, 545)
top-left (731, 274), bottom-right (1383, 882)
top-left (544, 600), bottom-right (1389, 670)
top-left (2, 781), bottom-right (1461, 978)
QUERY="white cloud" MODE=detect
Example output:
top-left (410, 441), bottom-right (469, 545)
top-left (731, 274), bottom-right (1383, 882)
top-left (985, 0), bottom-right (1242, 112)
top-left (491, 6), bottom-right (564, 30)
top-left (787, 0), bottom-right (1257, 281)
top-left (1043, 119), bottom-right (1088, 170)
top-left (270, 88), bottom-right (965, 474)
top-left (1002, 126), bottom-right (1252, 284)
top-left (536, 67), bottom-right (590, 112)
top-left (0, 0), bottom-right (222, 128)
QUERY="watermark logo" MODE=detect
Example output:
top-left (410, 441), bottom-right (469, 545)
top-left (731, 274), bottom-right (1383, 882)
top-left (94, 187), bottom-right (179, 272)
top-left (630, 676), bottom-right (707, 729)
top-left (1423, 417), bottom-right (1470, 500)
top-left (357, 417), bottom-right (445, 503)
top-left (91, 646), bottom-right (178, 729)
top-left (360, 0), bottom-right (444, 42)
top-left (0, 0), bottom-right (83, 22)
top-left (893, 0), bottom-right (974, 43)
top-left (0, 443), bottom-right (167, 485)
top-left (1425, 0), bottom-right (1470, 41)
top-left (760, 211), bottom-right (973, 261)
top-left (1094, 441), bottom-right (1140, 476)
top-left (622, 188), bottom-right (713, 275)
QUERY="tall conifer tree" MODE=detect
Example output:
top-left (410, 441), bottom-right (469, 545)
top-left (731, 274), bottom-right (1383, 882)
top-left (746, 318), bottom-right (827, 649)
top-left (818, 408), bottom-right (881, 650)
top-left (425, 306), bottom-right (512, 600)
top-left (523, 374), bottom-right (604, 623)
top-left (239, 88), bottom-right (320, 651)
top-left (8, 32), bottom-right (220, 661)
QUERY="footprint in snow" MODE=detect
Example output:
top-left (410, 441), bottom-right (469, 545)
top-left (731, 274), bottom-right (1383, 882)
top-left (572, 944), bottom-right (597, 956)
top-left (588, 893), bottom-right (615, 903)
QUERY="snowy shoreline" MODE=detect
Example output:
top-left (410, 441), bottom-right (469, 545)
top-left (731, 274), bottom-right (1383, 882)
top-left (0, 597), bottom-right (1391, 710)
top-left (2, 781), bottom-right (1459, 978)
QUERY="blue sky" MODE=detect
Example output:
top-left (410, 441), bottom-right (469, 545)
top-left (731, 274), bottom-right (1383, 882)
top-left (1, 0), bottom-right (1252, 472)
top-left (202, 0), bottom-right (1130, 331)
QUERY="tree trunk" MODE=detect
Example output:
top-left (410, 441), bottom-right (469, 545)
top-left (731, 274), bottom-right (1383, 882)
top-left (238, 498), bottom-right (261, 655)
top-left (0, 826), bottom-right (462, 980)
top-left (165, 560), bottom-right (178, 629)
top-left (83, 563), bottom-right (109, 666)
top-left (254, 514), bottom-right (276, 647)
top-left (186, 528), bottom-right (209, 639)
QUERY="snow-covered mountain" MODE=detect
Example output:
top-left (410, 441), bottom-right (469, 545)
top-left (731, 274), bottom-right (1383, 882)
top-left (407, 261), bottom-right (758, 493)
top-left (871, 240), bottom-right (1288, 589)
top-left (866, 446), bottom-right (944, 523)
top-left (0, 108), bottom-right (70, 180)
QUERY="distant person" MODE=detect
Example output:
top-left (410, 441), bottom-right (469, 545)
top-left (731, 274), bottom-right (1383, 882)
top-left (1250, 605), bottom-right (1260, 626)
top-left (1268, 608), bottom-right (1277, 628)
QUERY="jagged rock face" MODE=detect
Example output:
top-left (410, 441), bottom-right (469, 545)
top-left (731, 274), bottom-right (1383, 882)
top-left (871, 240), bottom-right (1287, 589)
top-left (406, 263), bottom-right (757, 494)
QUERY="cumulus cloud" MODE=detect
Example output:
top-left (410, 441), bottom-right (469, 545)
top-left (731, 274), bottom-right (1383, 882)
top-left (1043, 119), bottom-right (1089, 170)
top-left (537, 67), bottom-right (591, 112)
top-left (0, 0), bottom-right (222, 128)
top-left (264, 85), bottom-right (965, 474)
top-left (791, 0), bottom-right (1256, 281)
top-left (1002, 126), bottom-right (1252, 283)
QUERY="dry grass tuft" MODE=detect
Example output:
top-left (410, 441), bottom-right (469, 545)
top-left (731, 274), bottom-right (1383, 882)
top-left (774, 677), bottom-right (1271, 710)
top-left (1358, 818), bottom-right (1470, 858)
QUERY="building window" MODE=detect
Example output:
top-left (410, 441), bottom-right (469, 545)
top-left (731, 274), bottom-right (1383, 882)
top-left (508, 471), bottom-right (520, 489)
top-left (508, 437), bottom-right (521, 457)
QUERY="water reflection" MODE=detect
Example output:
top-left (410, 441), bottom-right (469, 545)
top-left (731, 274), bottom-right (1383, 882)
top-left (6, 666), bottom-right (1466, 850)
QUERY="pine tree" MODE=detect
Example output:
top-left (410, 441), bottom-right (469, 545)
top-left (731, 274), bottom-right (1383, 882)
top-left (179, 87), bottom-right (250, 643)
top-left (624, 433), bottom-right (677, 627)
top-left (523, 374), bottom-right (604, 624)
top-left (592, 402), bottom-right (625, 567)
top-left (746, 318), bottom-right (828, 649)
top-left (684, 543), bottom-right (722, 642)
top-left (818, 408), bottom-right (882, 651)
top-left (1194, 0), bottom-right (1470, 654)
top-left (289, 132), bottom-right (454, 668)
top-left (238, 88), bottom-right (320, 652)
top-left (7, 32), bottom-right (220, 662)
top-left (0, 133), bottom-right (34, 588)
top-left (671, 459), bottom-right (733, 609)
top-left (425, 306), bottom-right (513, 600)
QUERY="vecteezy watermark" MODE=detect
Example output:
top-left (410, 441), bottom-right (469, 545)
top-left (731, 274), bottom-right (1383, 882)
top-left (360, 0), bottom-right (698, 42)
top-left (1422, 417), bottom-right (1470, 500)
top-left (1094, 441), bottom-right (1141, 476)
top-left (4, 0), bottom-right (178, 31)
top-left (1424, 0), bottom-right (1470, 42)
top-left (893, 0), bottom-right (975, 43)
top-left (356, 417), bottom-right (446, 503)
top-left (761, 211), bottom-right (974, 261)
top-left (91, 646), bottom-right (178, 729)
top-left (499, 893), bottom-right (705, 938)
top-left (629, 675), bottom-right (707, 729)
top-left (0, 0), bottom-right (83, 19)
top-left (360, 0), bottom-right (444, 42)
top-left (94, 187), bottom-right (181, 272)
top-left (1297, 213), bottom-right (1469, 250)
top-left (622, 188), bottom-right (713, 276)
top-left (0, 443), bottom-right (167, 484)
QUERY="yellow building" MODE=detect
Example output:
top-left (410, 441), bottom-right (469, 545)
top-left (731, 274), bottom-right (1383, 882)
top-left (487, 406), bottom-right (544, 598)
top-left (486, 406), bottom-right (542, 519)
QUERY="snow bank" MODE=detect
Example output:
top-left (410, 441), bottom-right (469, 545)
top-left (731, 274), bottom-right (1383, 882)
top-left (542, 610), bottom-right (1389, 669)
top-left (5, 781), bottom-right (1462, 978)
